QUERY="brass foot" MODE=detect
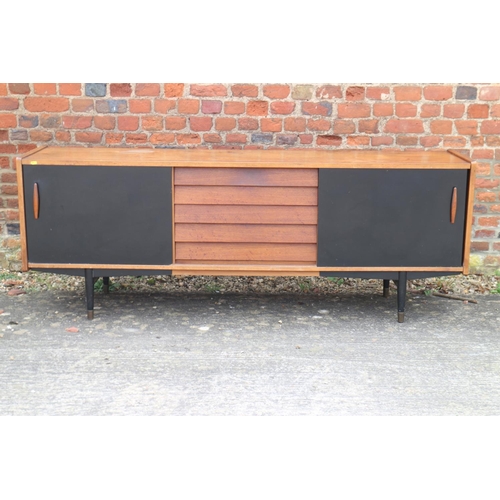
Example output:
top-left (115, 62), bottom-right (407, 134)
top-left (87, 310), bottom-right (94, 320)
top-left (398, 311), bottom-right (404, 323)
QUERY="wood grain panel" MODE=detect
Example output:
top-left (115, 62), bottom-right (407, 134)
top-left (175, 224), bottom-right (317, 243)
top-left (174, 205), bottom-right (318, 224)
top-left (176, 243), bottom-right (317, 261)
top-left (175, 167), bottom-right (318, 186)
top-left (175, 186), bottom-right (317, 205)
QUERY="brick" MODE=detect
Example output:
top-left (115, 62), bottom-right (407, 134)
top-left (8, 83), bottom-right (30, 94)
top-left (6, 222), bottom-right (19, 235)
top-left (420, 136), bottom-right (442, 147)
top-left (59, 83), bottom-right (82, 96)
top-left (491, 105), bottom-right (500, 118)
top-left (129, 99), bottom-right (151, 113)
top-left (468, 104), bottom-right (489, 119)
top-left (302, 102), bottom-right (332, 116)
top-left (24, 97), bottom-right (69, 112)
top-left (260, 118), bottom-right (282, 132)
top-left (118, 116), bottom-right (139, 131)
top-left (135, 83), bottom-right (160, 96)
top-left (0, 83), bottom-right (7, 95)
top-left (373, 103), bottom-right (393, 116)
top-left (316, 85), bottom-right (342, 99)
top-left (251, 133), bottom-right (273, 144)
top-left (63, 116), bottom-right (92, 129)
top-left (72, 98), bottom-right (94, 112)
top-left (165, 117), bottom-right (186, 130)
top-left (443, 104), bottom-right (464, 118)
top-left (164, 84), bottom-right (184, 97)
top-left (349, 136), bottom-right (371, 146)
top-left (215, 117), bottom-right (236, 131)
top-left (247, 101), bottom-right (268, 116)
top-left (18, 145), bottom-right (38, 155)
top-left (284, 117), bottom-right (306, 132)
top-left (150, 133), bottom-right (175, 144)
top-left (420, 104), bottom-right (441, 117)
top-left (475, 178), bottom-right (499, 188)
top-left (481, 121), bottom-right (500, 134)
top-left (471, 241), bottom-right (489, 251)
top-left (55, 131), bottom-right (71, 142)
top-left (486, 136), bottom-right (500, 147)
top-left (270, 101), bottom-right (295, 114)
top-left (358, 119), bottom-right (379, 133)
top-left (190, 117), bottom-right (213, 131)
top-left (472, 149), bottom-right (493, 159)
top-left (0, 98), bottom-right (19, 110)
top-left (423, 85), bottom-right (452, 101)
top-left (338, 103), bottom-right (370, 118)
top-left (224, 101), bottom-right (245, 114)
top-left (366, 87), bottom-right (390, 100)
top-left (238, 118), bottom-right (259, 130)
top-left (456, 86), bottom-right (477, 100)
top-left (0, 114), bottom-right (16, 127)
top-left (263, 85), bottom-right (290, 99)
top-left (19, 115), bottom-right (38, 128)
top-left (333, 120), bottom-right (355, 134)
top-left (177, 134), bottom-right (201, 145)
top-left (384, 119), bottom-right (424, 134)
top-left (276, 134), bottom-right (298, 146)
top-left (456, 120), bottom-right (477, 135)
top-left (307, 118), bottom-right (330, 131)
top-left (474, 229), bottom-right (496, 238)
top-left (227, 133), bottom-right (247, 143)
top-left (396, 136), bottom-right (418, 146)
top-left (317, 135), bottom-right (342, 146)
top-left (474, 163), bottom-right (490, 176)
top-left (478, 217), bottom-right (500, 227)
top-left (443, 136), bottom-right (466, 148)
top-left (178, 99), bottom-right (200, 114)
top-left (430, 120), bottom-right (452, 134)
top-left (231, 84), bottom-right (258, 97)
top-left (0, 130), bottom-right (8, 141)
top-left (474, 204), bottom-right (488, 213)
top-left (292, 85), bottom-right (313, 100)
top-left (85, 83), bottom-right (106, 97)
top-left (494, 243), bottom-right (500, 251)
top-left (154, 99), bottom-right (176, 114)
top-left (141, 116), bottom-right (163, 130)
top-left (125, 133), bottom-right (148, 144)
top-left (484, 255), bottom-right (500, 266)
top-left (492, 205), bottom-right (500, 212)
top-left (75, 131), bottom-right (102, 143)
top-left (477, 192), bottom-right (496, 202)
top-left (346, 86), bottom-right (365, 101)
top-left (33, 83), bottom-right (57, 95)
top-left (479, 86), bottom-right (500, 101)
top-left (299, 134), bottom-right (313, 144)
top-left (110, 83), bottom-right (132, 97)
top-left (472, 136), bottom-right (485, 147)
top-left (30, 130), bottom-right (53, 141)
top-left (40, 114), bottom-right (61, 128)
top-left (396, 103), bottom-right (417, 117)
top-left (96, 100), bottom-right (127, 113)
top-left (0, 156), bottom-right (11, 168)
top-left (202, 100), bottom-right (223, 114)
top-left (94, 115), bottom-right (116, 130)
top-left (0, 144), bottom-right (16, 153)
top-left (203, 133), bottom-right (222, 143)
top-left (190, 84), bottom-right (227, 97)
top-left (1, 185), bottom-right (18, 195)
top-left (394, 86), bottom-right (421, 101)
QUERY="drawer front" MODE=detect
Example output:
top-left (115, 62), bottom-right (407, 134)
top-left (23, 165), bottom-right (172, 265)
top-left (318, 168), bottom-right (469, 267)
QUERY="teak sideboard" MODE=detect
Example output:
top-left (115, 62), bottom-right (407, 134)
top-left (16, 147), bottom-right (476, 322)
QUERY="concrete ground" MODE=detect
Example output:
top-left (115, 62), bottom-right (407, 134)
top-left (1, 286), bottom-right (499, 415)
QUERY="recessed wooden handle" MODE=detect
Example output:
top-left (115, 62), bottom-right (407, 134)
top-left (450, 187), bottom-right (457, 224)
top-left (33, 183), bottom-right (40, 219)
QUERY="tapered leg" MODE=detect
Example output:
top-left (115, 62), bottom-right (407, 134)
top-left (103, 276), bottom-right (110, 294)
top-left (397, 271), bottom-right (407, 323)
top-left (383, 279), bottom-right (390, 298)
top-left (85, 269), bottom-right (94, 320)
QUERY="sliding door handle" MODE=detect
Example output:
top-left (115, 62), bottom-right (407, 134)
top-left (33, 183), bottom-right (40, 219)
top-left (450, 187), bottom-right (457, 224)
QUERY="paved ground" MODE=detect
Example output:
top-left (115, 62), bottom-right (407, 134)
top-left (1, 286), bottom-right (499, 415)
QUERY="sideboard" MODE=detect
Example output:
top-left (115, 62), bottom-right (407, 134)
top-left (16, 147), bottom-right (476, 322)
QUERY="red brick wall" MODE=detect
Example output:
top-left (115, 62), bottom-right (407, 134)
top-left (1, 83), bottom-right (499, 272)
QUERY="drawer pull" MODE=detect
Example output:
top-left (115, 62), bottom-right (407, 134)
top-left (33, 183), bottom-right (40, 219)
top-left (450, 187), bottom-right (457, 224)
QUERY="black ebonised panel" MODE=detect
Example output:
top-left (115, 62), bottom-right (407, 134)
top-left (318, 169), bottom-right (468, 267)
top-left (24, 166), bottom-right (172, 265)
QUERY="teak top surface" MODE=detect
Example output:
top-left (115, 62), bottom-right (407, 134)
top-left (21, 147), bottom-right (471, 169)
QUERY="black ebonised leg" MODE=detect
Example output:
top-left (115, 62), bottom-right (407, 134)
top-left (383, 279), bottom-right (390, 298)
top-left (397, 271), bottom-right (407, 323)
top-left (85, 269), bottom-right (94, 320)
top-left (103, 276), bottom-right (110, 294)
